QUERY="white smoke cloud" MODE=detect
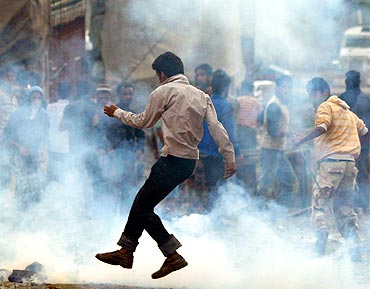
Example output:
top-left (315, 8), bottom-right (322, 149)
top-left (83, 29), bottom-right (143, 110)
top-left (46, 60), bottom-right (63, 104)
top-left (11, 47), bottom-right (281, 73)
top-left (0, 1), bottom-right (367, 288)
top-left (255, 0), bottom-right (344, 70)
top-left (1, 178), bottom-right (369, 288)
top-left (102, 0), bottom-right (346, 85)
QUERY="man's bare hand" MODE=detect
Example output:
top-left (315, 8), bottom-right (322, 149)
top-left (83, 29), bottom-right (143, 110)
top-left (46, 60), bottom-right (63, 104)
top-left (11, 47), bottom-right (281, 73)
top-left (104, 104), bottom-right (119, 117)
top-left (224, 162), bottom-right (236, 179)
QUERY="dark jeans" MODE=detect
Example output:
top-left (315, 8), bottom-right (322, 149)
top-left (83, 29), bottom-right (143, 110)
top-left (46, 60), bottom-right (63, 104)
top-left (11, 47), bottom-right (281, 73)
top-left (118, 155), bottom-right (195, 256)
top-left (201, 156), bottom-right (225, 187)
top-left (200, 156), bottom-right (225, 211)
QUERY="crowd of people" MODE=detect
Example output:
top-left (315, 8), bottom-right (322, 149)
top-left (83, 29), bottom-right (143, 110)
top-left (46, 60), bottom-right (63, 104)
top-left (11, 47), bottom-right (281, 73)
top-left (0, 52), bottom-right (369, 267)
top-left (0, 69), bottom-right (146, 213)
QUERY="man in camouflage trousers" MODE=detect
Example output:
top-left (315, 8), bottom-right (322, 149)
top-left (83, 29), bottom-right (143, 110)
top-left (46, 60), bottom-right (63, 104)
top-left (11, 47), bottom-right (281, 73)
top-left (297, 77), bottom-right (368, 261)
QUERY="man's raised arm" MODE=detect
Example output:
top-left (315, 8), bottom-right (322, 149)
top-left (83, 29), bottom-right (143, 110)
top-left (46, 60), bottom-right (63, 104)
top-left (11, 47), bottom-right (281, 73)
top-left (104, 92), bottom-right (164, 129)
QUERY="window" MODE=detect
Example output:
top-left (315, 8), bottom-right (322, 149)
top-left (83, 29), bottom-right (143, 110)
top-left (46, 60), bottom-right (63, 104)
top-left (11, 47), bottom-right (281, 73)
top-left (345, 37), bottom-right (370, 48)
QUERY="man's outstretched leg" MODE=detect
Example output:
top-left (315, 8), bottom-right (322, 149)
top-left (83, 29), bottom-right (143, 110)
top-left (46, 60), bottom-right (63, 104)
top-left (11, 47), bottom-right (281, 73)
top-left (96, 156), bottom-right (195, 276)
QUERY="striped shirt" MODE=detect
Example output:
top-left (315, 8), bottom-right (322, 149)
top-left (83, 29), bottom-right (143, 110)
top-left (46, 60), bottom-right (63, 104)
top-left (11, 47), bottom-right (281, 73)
top-left (237, 96), bottom-right (262, 128)
top-left (314, 95), bottom-right (368, 161)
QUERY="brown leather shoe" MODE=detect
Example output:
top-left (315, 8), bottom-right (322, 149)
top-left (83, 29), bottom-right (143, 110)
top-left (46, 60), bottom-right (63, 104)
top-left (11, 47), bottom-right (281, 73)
top-left (151, 252), bottom-right (188, 279)
top-left (95, 248), bottom-right (133, 268)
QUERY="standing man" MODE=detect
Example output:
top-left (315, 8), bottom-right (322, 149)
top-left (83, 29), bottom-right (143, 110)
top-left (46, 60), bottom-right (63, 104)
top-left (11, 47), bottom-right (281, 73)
top-left (96, 52), bottom-right (236, 279)
top-left (257, 75), bottom-right (298, 205)
top-left (114, 82), bottom-right (145, 161)
top-left (297, 77), bottom-right (367, 261)
top-left (93, 83), bottom-right (117, 204)
top-left (339, 70), bottom-right (370, 213)
top-left (236, 82), bottom-right (262, 195)
top-left (194, 63), bottom-right (213, 95)
top-left (198, 69), bottom-right (241, 211)
top-left (99, 82), bottom-right (145, 212)
top-left (114, 82), bottom-right (145, 178)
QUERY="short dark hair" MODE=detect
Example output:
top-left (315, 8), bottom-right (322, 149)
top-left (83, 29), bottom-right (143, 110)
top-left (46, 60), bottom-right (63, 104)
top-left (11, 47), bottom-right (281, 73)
top-left (116, 81), bottom-right (134, 95)
top-left (58, 82), bottom-right (72, 99)
top-left (345, 70), bottom-right (360, 81)
top-left (152, 51), bottom-right (184, 78)
top-left (345, 70), bottom-right (361, 89)
top-left (276, 75), bottom-right (292, 87)
top-left (195, 63), bottom-right (213, 75)
top-left (211, 69), bottom-right (231, 95)
top-left (306, 77), bottom-right (331, 96)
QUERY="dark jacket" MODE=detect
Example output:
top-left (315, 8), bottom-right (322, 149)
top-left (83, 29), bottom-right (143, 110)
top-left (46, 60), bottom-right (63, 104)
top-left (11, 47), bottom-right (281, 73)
top-left (340, 88), bottom-right (370, 149)
top-left (101, 100), bottom-right (145, 151)
top-left (62, 98), bottom-right (98, 150)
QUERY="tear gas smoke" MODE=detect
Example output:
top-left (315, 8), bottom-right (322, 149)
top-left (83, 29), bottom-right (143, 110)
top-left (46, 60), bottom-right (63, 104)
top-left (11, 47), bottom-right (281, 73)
top-left (1, 181), bottom-right (369, 288)
top-left (0, 1), bottom-right (368, 288)
top-left (102, 0), bottom-right (345, 85)
top-left (255, 0), bottom-right (344, 70)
